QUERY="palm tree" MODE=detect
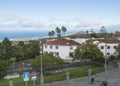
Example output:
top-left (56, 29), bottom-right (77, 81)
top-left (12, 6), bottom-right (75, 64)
top-left (48, 32), bottom-right (52, 38)
top-left (51, 30), bottom-right (55, 37)
top-left (61, 26), bottom-right (67, 35)
top-left (86, 30), bottom-right (90, 38)
top-left (100, 26), bottom-right (107, 38)
top-left (86, 30), bottom-right (89, 34)
top-left (90, 28), bottom-right (94, 33)
top-left (55, 27), bottom-right (61, 38)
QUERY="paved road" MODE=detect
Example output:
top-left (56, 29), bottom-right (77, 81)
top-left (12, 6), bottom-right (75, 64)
top-left (8, 61), bottom-right (92, 74)
top-left (44, 69), bottom-right (120, 86)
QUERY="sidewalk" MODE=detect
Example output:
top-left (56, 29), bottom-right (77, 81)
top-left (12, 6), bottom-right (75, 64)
top-left (44, 69), bottom-right (120, 86)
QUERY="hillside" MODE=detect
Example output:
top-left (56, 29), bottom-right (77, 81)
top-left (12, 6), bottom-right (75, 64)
top-left (67, 31), bottom-right (113, 39)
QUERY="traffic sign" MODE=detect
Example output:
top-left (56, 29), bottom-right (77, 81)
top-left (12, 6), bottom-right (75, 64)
top-left (31, 71), bottom-right (37, 80)
top-left (23, 72), bottom-right (29, 81)
top-left (31, 71), bottom-right (37, 76)
top-left (31, 71), bottom-right (37, 86)
top-left (31, 76), bottom-right (37, 80)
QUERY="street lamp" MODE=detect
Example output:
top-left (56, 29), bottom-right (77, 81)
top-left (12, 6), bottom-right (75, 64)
top-left (40, 41), bottom-right (44, 86)
top-left (23, 63), bottom-right (24, 70)
top-left (104, 44), bottom-right (107, 73)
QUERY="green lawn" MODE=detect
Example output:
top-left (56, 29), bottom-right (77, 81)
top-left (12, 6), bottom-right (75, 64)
top-left (0, 65), bottom-right (103, 86)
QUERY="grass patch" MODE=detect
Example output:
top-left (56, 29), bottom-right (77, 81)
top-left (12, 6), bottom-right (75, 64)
top-left (0, 65), bottom-right (103, 86)
top-left (44, 65), bottom-right (103, 82)
top-left (64, 65), bottom-right (103, 79)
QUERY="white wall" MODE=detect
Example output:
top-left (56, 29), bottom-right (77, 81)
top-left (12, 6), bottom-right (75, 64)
top-left (113, 35), bottom-right (120, 40)
top-left (72, 38), bottom-right (87, 44)
top-left (97, 43), bottom-right (118, 56)
top-left (43, 44), bottom-right (77, 60)
top-left (43, 41), bottom-right (119, 60)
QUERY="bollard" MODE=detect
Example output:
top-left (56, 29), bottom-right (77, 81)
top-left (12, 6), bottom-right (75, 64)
top-left (9, 78), bottom-right (13, 86)
top-left (66, 72), bottom-right (70, 80)
top-left (117, 62), bottom-right (120, 69)
top-left (88, 69), bottom-right (92, 76)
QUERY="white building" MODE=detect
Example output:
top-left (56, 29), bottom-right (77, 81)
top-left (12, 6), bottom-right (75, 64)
top-left (42, 39), bottom-right (80, 60)
top-left (72, 38), bottom-right (88, 44)
top-left (87, 38), bottom-right (120, 56)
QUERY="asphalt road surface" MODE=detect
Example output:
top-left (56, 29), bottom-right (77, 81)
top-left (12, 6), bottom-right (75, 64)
top-left (44, 69), bottom-right (120, 86)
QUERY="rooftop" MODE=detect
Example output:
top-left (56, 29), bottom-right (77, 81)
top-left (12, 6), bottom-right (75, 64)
top-left (113, 32), bottom-right (120, 36)
top-left (86, 38), bottom-right (120, 44)
top-left (43, 39), bottom-right (80, 46)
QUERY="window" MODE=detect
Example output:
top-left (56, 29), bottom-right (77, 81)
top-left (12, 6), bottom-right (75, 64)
top-left (107, 46), bottom-right (110, 49)
top-left (101, 46), bottom-right (104, 49)
top-left (114, 46), bottom-right (116, 49)
top-left (70, 46), bottom-right (73, 50)
top-left (55, 52), bottom-right (59, 56)
top-left (56, 52), bottom-right (59, 56)
top-left (55, 46), bottom-right (58, 49)
top-left (107, 53), bottom-right (110, 55)
top-left (69, 52), bottom-right (73, 57)
top-left (45, 45), bottom-right (47, 48)
top-left (50, 45), bottom-right (52, 49)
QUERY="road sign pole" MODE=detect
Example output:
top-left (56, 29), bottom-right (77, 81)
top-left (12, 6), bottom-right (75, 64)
top-left (23, 72), bottom-right (30, 86)
top-left (26, 81), bottom-right (28, 86)
top-left (33, 80), bottom-right (35, 86)
top-left (9, 79), bottom-right (13, 86)
top-left (31, 71), bottom-right (37, 86)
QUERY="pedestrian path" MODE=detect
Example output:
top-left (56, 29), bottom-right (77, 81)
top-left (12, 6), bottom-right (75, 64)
top-left (44, 69), bottom-right (120, 86)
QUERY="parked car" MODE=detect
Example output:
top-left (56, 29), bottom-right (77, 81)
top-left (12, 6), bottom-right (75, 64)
top-left (4, 72), bottom-right (20, 79)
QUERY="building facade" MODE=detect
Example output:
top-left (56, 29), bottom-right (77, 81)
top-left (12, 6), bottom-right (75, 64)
top-left (88, 38), bottom-right (120, 56)
top-left (42, 39), bottom-right (80, 60)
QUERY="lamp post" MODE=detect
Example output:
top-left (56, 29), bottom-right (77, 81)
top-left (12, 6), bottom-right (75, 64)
top-left (23, 63), bottom-right (24, 70)
top-left (104, 44), bottom-right (107, 73)
top-left (40, 42), bottom-right (44, 86)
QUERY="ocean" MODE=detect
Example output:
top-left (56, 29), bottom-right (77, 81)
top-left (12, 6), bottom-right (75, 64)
top-left (0, 30), bottom-right (72, 40)
top-left (0, 30), bottom-right (48, 40)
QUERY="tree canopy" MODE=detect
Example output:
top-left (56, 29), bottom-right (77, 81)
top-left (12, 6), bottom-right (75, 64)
top-left (0, 37), bottom-right (12, 60)
top-left (73, 45), bottom-right (84, 61)
top-left (31, 53), bottom-right (64, 69)
top-left (99, 26), bottom-right (107, 38)
top-left (11, 40), bottom-right (40, 61)
top-left (55, 27), bottom-right (61, 38)
top-left (84, 43), bottom-right (103, 61)
top-left (0, 37), bottom-right (40, 62)
top-left (73, 43), bottom-right (103, 62)
top-left (116, 43), bottom-right (120, 55)
top-left (0, 60), bottom-right (7, 79)
top-left (61, 26), bottom-right (67, 35)
top-left (48, 26), bottom-right (67, 38)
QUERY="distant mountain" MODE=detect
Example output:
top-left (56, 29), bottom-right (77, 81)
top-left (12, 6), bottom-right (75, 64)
top-left (70, 31), bottom-right (87, 35)
top-left (68, 31), bottom-right (113, 39)
top-left (68, 31), bottom-right (89, 38)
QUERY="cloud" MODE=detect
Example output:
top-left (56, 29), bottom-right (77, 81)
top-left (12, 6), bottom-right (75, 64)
top-left (0, 14), bottom-right (119, 32)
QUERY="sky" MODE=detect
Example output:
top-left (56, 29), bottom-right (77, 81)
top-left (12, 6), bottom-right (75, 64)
top-left (0, 0), bottom-right (120, 32)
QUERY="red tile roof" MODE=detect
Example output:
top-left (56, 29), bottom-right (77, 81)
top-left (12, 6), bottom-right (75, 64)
top-left (113, 32), bottom-right (120, 36)
top-left (43, 39), bottom-right (80, 45)
top-left (87, 38), bottom-right (120, 44)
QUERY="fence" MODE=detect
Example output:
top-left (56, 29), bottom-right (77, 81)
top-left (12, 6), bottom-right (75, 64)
top-left (107, 61), bottom-right (118, 71)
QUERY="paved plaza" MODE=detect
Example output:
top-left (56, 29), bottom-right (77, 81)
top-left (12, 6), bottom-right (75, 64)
top-left (44, 69), bottom-right (120, 86)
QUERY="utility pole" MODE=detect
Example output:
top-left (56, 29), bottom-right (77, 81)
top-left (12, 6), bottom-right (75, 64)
top-left (40, 41), bottom-right (44, 86)
top-left (105, 44), bottom-right (107, 73)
